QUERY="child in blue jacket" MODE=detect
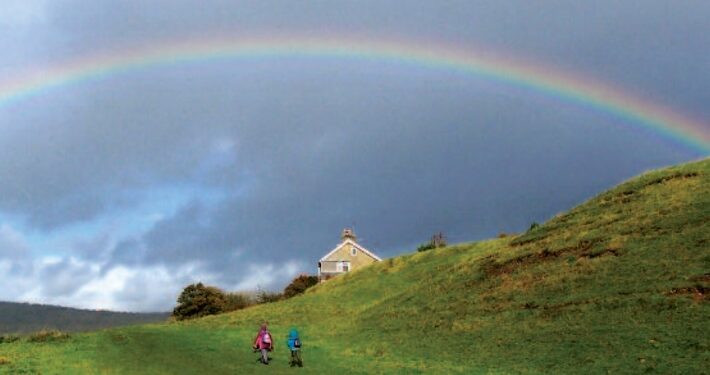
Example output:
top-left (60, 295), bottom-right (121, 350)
top-left (286, 328), bottom-right (303, 367)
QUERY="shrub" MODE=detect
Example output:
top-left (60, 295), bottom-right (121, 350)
top-left (417, 232), bottom-right (447, 252)
top-left (224, 292), bottom-right (255, 312)
top-left (0, 334), bottom-right (19, 344)
top-left (528, 222), bottom-right (540, 232)
top-left (256, 289), bottom-right (282, 304)
top-left (172, 282), bottom-right (227, 321)
top-left (26, 330), bottom-right (70, 343)
top-left (283, 274), bottom-right (319, 299)
top-left (417, 242), bottom-right (436, 252)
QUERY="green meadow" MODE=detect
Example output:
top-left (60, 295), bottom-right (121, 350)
top-left (1, 159), bottom-right (708, 374)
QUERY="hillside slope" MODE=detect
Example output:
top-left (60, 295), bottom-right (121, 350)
top-left (1, 159), bottom-right (708, 374)
top-left (0, 302), bottom-right (169, 334)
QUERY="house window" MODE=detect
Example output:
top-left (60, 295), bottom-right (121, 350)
top-left (336, 261), bottom-right (350, 272)
top-left (351, 247), bottom-right (357, 256)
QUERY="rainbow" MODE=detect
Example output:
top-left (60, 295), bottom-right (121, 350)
top-left (0, 35), bottom-right (708, 153)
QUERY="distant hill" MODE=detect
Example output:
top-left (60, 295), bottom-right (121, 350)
top-left (0, 301), bottom-right (168, 334)
top-left (0, 159), bottom-right (708, 373)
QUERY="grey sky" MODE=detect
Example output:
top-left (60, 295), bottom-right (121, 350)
top-left (0, 1), bottom-right (707, 311)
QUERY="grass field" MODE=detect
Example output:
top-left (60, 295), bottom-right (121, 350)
top-left (1, 159), bottom-right (708, 374)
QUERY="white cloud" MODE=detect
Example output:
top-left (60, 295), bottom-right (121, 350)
top-left (70, 259), bottom-right (307, 311)
top-left (232, 260), bottom-right (304, 292)
top-left (24, 261), bottom-right (212, 312)
top-left (0, 220), bottom-right (306, 311)
top-left (76, 263), bottom-right (208, 312)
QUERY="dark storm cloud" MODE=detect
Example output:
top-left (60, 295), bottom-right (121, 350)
top-left (0, 225), bottom-right (32, 277)
top-left (0, 225), bottom-right (29, 260)
top-left (2, 0), bottom-right (706, 231)
top-left (0, 1), bottom-right (707, 309)
top-left (34, 0), bottom-right (710, 117)
top-left (0, 66), bottom-right (244, 229)
top-left (99, 62), bottom-right (698, 284)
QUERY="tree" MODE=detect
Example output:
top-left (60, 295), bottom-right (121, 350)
top-left (172, 282), bottom-right (227, 320)
top-left (283, 274), bottom-right (319, 299)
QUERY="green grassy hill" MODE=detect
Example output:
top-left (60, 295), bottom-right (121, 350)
top-left (1, 159), bottom-right (708, 374)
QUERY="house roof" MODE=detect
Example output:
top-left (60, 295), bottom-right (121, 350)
top-left (319, 239), bottom-right (382, 262)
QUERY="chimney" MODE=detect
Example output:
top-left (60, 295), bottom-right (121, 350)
top-left (341, 228), bottom-right (357, 241)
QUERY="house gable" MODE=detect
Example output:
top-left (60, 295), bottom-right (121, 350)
top-left (320, 239), bottom-right (382, 263)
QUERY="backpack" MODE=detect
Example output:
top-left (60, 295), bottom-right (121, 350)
top-left (262, 332), bottom-right (272, 346)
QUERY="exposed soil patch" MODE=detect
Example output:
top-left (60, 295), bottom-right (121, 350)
top-left (665, 285), bottom-right (709, 302)
top-left (688, 274), bottom-right (710, 283)
top-left (522, 299), bottom-right (598, 319)
top-left (599, 217), bottom-right (623, 228)
top-left (581, 248), bottom-right (621, 258)
top-left (631, 224), bottom-right (671, 237)
top-left (599, 189), bottom-right (639, 207)
top-left (510, 233), bottom-right (549, 247)
top-left (483, 238), bottom-right (616, 278)
top-left (644, 172), bottom-right (699, 187)
top-left (616, 190), bottom-right (636, 204)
